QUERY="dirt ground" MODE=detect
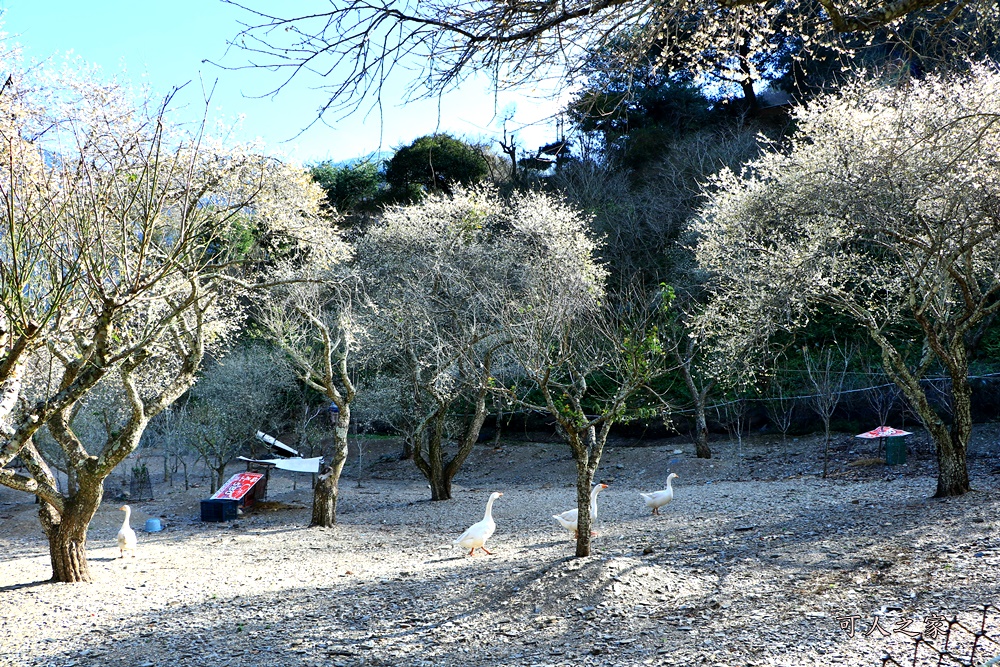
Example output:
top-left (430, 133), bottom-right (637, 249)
top-left (2, 427), bottom-right (1000, 667)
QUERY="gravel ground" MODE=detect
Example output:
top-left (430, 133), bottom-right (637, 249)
top-left (2, 429), bottom-right (1000, 667)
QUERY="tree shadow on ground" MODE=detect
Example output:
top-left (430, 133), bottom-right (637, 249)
top-left (0, 578), bottom-right (50, 593)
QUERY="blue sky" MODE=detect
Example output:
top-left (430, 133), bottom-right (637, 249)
top-left (1, 0), bottom-right (564, 164)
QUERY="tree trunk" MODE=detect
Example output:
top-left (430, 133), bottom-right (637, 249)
top-left (67, 465), bottom-right (79, 496)
top-left (739, 75), bottom-right (759, 115)
top-left (311, 406), bottom-right (351, 527)
top-left (936, 434), bottom-right (970, 497)
top-left (39, 472), bottom-right (104, 583)
top-left (429, 474), bottom-right (451, 502)
top-left (574, 459), bottom-right (595, 558)
top-left (47, 513), bottom-right (92, 583)
top-left (678, 359), bottom-right (712, 459)
top-left (737, 32), bottom-right (759, 115)
top-left (439, 386), bottom-right (490, 498)
top-left (878, 339), bottom-right (972, 497)
top-left (820, 406), bottom-right (833, 478)
top-left (936, 376), bottom-right (973, 497)
top-left (212, 464), bottom-right (227, 493)
top-left (899, 388), bottom-right (972, 496)
top-left (693, 400), bottom-right (712, 459)
top-left (311, 467), bottom-right (338, 527)
top-left (428, 413), bottom-right (448, 500)
top-left (400, 437), bottom-right (413, 460)
top-left (412, 408), bottom-right (453, 501)
top-left (822, 429), bottom-right (831, 479)
top-left (418, 392), bottom-right (489, 502)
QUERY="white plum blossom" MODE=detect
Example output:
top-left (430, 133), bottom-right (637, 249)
top-left (694, 64), bottom-right (1000, 498)
top-left (0, 59), bottom-right (343, 582)
top-left (356, 185), bottom-right (605, 500)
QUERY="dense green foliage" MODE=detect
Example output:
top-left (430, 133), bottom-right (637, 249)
top-left (384, 134), bottom-right (489, 199)
top-left (309, 160), bottom-right (382, 214)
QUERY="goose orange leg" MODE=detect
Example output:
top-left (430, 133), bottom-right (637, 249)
top-left (479, 547), bottom-right (493, 555)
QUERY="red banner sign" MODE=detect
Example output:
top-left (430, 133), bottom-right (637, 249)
top-left (211, 472), bottom-right (264, 501)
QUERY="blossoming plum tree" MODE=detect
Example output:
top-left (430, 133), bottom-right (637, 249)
top-left (0, 65), bottom-right (339, 582)
top-left (694, 66), bottom-right (1000, 497)
top-left (257, 275), bottom-right (360, 527)
top-left (356, 187), bottom-right (590, 501)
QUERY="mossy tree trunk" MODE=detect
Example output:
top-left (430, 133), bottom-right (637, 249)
top-left (413, 383), bottom-right (490, 501)
top-left (39, 470), bottom-right (104, 583)
top-left (564, 418), bottom-right (613, 558)
top-left (571, 441), bottom-right (596, 558)
top-left (23, 328), bottom-right (201, 583)
top-left (692, 395), bottom-right (712, 460)
top-left (212, 462), bottom-right (228, 494)
top-left (312, 404), bottom-right (351, 527)
top-left (674, 337), bottom-right (715, 460)
top-left (267, 298), bottom-right (359, 529)
top-left (874, 330), bottom-right (971, 497)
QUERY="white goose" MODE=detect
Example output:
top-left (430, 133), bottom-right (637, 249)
top-left (639, 473), bottom-right (679, 515)
top-left (454, 492), bottom-right (503, 556)
top-left (117, 504), bottom-right (137, 558)
top-left (553, 483), bottom-right (608, 538)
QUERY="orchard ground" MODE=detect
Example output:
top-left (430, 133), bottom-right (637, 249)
top-left (2, 428), bottom-right (1000, 667)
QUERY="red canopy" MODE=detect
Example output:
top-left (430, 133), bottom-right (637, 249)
top-left (856, 426), bottom-right (913, 439)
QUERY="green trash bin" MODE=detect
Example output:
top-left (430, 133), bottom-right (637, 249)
top-left (885, 436), bottom-right (907, 465)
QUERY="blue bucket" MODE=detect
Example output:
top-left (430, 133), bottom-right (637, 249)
top-left (145, 518), bottom-right (162, 532)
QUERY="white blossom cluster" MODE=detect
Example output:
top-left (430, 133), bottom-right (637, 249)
top-left (694, 63), bottom-right (1000, 380)
top-left (0, 56), bottom-right (341, 491)
top-left (356, 184), bottom-right (605, 407)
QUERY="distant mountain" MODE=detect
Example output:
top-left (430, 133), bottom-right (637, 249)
top-left (314, 151), bottom-right (394, 169)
